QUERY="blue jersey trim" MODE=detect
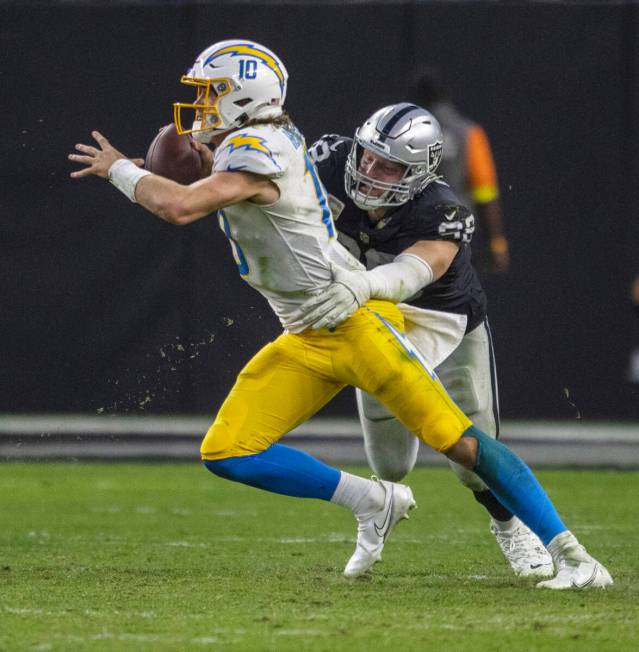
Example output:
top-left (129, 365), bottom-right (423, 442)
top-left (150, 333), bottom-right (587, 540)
top-left (304, 152), bottom-right (335, 238)
top-left (219, 210), bottom-right (249, 276)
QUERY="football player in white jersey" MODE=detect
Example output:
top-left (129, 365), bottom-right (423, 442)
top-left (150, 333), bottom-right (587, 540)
top-left (69, 39), bottom-right (612, 589)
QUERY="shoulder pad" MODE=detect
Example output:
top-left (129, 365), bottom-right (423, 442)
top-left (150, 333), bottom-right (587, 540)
top-left (214, 127), bottom-right (287, 178)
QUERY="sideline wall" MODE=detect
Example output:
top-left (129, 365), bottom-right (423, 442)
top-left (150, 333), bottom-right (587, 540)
top-left (1, 2), bottom-right (637, 419)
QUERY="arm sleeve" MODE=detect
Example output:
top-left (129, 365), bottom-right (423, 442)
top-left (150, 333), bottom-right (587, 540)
top-left (466, 125), bottom-right (499, 204)
top-left (366, 253), bottom-right (434, 302)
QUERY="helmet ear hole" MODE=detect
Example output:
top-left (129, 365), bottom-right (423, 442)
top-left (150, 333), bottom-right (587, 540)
top-left (234, 98), bottom-right (252, 107)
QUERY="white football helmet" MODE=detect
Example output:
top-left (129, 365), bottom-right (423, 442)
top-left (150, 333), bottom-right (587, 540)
top-left (173, 39), bottom-right (289, 143)
top-left (345, 103), bottom-right (443, 209)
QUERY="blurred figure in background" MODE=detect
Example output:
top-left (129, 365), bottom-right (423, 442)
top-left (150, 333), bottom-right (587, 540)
top-left (409, 70), bottom-right (509, 274)
top-left (631, 273), bottom-right (639, 315)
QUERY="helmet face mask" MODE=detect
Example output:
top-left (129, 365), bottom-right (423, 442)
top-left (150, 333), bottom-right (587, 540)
top-left (173, 76), bottom-right (235, 140)
top-left (173, 40), bottom-right (289, 143)
top-left (345, 103), bottom-right (443, 209)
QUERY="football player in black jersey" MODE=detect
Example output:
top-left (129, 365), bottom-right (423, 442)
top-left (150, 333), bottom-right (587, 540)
top-left (304, 103), bottom-right (556, 577)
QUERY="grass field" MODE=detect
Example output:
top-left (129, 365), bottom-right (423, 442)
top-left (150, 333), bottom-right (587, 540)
top-left (1, 463), bottom-right (637, 651)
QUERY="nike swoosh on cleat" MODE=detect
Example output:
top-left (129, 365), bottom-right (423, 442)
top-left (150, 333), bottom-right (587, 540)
top-left (373, 486), bottom-right (394, 539)
top-left (530, 564), bottom-right (546, 569)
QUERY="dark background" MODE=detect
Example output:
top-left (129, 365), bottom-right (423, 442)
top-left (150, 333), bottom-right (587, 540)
top-left (1, 0), bottom-right (638, 420)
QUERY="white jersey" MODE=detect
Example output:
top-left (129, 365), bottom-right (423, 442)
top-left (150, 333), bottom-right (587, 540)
top-left (213, 123), bottom-right (362, 331)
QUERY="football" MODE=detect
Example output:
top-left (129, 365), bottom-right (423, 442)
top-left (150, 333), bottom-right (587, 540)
top-left (145, 123), bottom-right (202, 184)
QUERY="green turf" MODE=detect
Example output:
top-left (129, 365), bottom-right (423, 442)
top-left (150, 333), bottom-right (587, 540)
top-left (0, 464), bottom-right (637, 651)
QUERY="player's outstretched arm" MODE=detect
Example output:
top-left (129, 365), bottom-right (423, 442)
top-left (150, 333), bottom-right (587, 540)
top-left (401, 240), bottom-right (458, 281)
top-left (133, 171), bottom-right (278, 225)
top-left (69, 131), bottom-right (145, 177)
top-left (291, 239), bottom-right (458, 331)
top-left (69, 131), bottom-right (279, 225)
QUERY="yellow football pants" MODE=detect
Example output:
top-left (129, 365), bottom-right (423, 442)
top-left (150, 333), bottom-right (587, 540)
top-left (201, 300), bottom-right (471, 460)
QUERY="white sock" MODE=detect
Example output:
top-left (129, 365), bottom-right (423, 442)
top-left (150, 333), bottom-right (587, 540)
top-left (546, 530), bottom-right (589, 564)
top-left (330, 472), bottom-right (384, 515)
top-left (491, 516), bottom-right (518, 532)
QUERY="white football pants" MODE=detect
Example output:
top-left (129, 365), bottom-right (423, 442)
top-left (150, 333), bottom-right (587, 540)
top-left (357, 319), bottom-right (499, 490)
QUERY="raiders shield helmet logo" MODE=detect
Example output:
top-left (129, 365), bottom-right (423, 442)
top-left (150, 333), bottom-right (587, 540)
top-left (428, 141), bottom-right (443, 172)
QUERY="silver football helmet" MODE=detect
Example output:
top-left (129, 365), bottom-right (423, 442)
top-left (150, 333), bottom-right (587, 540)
top-left (345, 103), bottom-right (443, 209)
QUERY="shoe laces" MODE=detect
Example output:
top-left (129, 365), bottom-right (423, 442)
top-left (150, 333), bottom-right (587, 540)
top-left (493, 526), bottom-right (546, 561)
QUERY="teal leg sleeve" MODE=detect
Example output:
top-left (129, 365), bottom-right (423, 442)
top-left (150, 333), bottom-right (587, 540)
top-left (464, 426), bottom-right (566, 545)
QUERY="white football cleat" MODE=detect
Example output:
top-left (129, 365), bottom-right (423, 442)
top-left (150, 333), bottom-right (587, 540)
top-left (490, 517), bottom-right (554, 578)
top-left (344, 479), bottom-right (416, 578)
top-left (536, 531), bottom-right (613, 590)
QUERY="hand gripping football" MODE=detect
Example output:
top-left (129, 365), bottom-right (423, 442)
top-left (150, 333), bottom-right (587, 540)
top-left (145, 123), bottom-right (202, 185)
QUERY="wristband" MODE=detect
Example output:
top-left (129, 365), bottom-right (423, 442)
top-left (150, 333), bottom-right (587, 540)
top-left (108, 159), bottom-right (152, 203)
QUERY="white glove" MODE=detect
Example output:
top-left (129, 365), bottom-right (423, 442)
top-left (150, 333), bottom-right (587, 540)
top-left (290, 253), bottom-right (434, 331)
top-left (291, 265), bottom-right (372, 331)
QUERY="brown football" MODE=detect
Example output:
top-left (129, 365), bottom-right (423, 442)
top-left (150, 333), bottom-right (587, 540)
top-left (145, 123), bottom-right (202, 184)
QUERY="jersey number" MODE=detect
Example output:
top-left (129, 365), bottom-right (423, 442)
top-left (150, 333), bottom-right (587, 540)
top-left (308, 136), bottom-right (345, 164)
top-left (304, 152), bottom-right (335, 239)
top-left (438, 210), bottom-right (475, 244)
top-left (239, 59), bottom-right (257, 80)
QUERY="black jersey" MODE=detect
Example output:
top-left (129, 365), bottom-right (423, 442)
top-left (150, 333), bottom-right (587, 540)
top-left (309, 134), bottom-right (487, 333)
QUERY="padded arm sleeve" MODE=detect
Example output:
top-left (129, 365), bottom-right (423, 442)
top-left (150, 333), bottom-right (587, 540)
top-left (366, 253), bottom-right (434, 302)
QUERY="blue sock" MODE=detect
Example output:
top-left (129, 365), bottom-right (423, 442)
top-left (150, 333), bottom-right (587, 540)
top-left (204, 443), bottom-right (341, 500)
top-left (464, 426), bottom-right (566, 545)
